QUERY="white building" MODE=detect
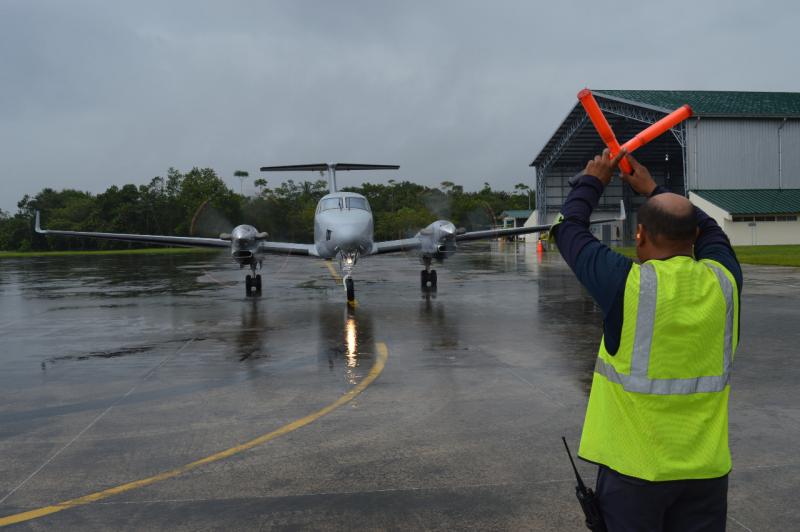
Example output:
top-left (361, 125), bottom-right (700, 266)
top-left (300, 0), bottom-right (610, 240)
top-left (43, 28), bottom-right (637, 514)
top-left (690, 190), bottom-right (800, 246)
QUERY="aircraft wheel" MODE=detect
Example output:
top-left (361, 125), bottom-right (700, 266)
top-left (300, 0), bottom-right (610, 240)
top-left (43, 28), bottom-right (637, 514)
top-left (420, 270), bottom-right (429, 290)
top-left (429, 270), bottom-right (437, 290)
top-left (345, 277), bottom-right (355, 302)
top-left (255, 274), bottom-right (262, 294)
top-left (245, 274), bottom-right (253, 297)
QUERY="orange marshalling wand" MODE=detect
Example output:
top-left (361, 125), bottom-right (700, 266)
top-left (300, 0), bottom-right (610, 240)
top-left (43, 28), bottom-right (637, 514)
top-left (620, 105), bottom-right (693, 152)
top-left (577, 88), bottom-right (693, 174)
top-left (577, 89), bottom-right (633, 174)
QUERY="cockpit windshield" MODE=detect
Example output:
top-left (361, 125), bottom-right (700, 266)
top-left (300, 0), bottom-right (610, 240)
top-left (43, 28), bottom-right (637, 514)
top-left (346, 197), bottom-right (370, 211)
top-left (320, 198), bottom-right (342, 211)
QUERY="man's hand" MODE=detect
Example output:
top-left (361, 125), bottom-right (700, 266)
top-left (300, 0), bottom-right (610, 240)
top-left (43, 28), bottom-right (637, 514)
top-left (620, 154), bottom-right (657, 196)
top-left (583, 148), bottom-right (627, 185)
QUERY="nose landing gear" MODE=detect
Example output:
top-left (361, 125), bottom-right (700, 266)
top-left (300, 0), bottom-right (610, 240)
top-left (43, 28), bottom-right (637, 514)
top-left (421, 256), bottom-right (437, 292)
top-left (339, 251), bottom-right (359, 304)
top-left (344, 275), bottom-right (355, 303)
top-left (245, 263), bottom-right (262, 297)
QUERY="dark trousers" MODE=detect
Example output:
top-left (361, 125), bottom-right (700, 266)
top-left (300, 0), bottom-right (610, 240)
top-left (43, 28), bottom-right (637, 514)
top-left (595, 466), bottom-right (728, 532)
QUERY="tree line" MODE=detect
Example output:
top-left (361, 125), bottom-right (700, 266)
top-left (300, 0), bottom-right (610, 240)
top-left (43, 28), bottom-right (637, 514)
top-left (0, 167), bottom-right (534, 251)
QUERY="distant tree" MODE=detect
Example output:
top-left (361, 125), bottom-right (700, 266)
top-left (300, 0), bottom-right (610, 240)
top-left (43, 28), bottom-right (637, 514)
top-left (253, 178), bottom-right (268, 194)
top-left (515, 183), bottom-right (532, 210)
top-left (234, 170), bottom-right (249, 195)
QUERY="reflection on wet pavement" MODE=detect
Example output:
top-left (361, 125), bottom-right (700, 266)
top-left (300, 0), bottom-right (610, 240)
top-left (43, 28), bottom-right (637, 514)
top-left (0, 243), bottom-right (796, 530)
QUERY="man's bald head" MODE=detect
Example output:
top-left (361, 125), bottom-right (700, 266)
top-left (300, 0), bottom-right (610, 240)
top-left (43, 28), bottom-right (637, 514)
top-left (638, 193), bottom-right (698, 245)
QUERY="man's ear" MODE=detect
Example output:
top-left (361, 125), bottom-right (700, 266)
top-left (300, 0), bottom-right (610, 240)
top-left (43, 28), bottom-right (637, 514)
top-left (636, 224), bottom-right (645, 248)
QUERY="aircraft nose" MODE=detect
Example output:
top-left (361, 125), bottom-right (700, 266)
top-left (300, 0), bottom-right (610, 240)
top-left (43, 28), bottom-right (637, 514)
top-left (334, 217), bottom-right (371, 251)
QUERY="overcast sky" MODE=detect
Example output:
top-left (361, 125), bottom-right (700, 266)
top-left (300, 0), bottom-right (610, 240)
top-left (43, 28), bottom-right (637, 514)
top-left (1, 0), bottom-right (798, 213)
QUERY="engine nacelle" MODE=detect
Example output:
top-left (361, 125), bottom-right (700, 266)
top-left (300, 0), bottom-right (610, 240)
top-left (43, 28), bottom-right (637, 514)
top-left (416, 220), bottom-right (457, 261)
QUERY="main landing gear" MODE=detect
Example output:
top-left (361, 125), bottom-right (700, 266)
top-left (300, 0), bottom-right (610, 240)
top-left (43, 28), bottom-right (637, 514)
top-left (421, 257), bottom-right (437, 292)
top-left (245, 264), bottom-right (262, 297)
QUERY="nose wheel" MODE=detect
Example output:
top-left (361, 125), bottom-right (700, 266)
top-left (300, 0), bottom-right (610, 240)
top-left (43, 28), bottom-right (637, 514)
top-left (421, 257), bottom-right (437, 292)
top-left (245, 272), bottom-right (262, 297)
top-left (420, 269), bottom-right (437, 291)
top-left (345, 276), bottom-right (355, 303)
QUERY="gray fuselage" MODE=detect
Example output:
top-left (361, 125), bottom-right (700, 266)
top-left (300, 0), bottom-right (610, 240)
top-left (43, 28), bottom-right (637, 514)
top-left (313, 192), bottom-right (374, 259)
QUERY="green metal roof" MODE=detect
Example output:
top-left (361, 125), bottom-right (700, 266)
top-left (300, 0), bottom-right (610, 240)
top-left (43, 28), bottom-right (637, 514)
top-left (693, 189), bottom-right (800, 214)
top-left (499, 210), bottom-right (533, 219)
top-left (595, 90), bottom-right (800, 117)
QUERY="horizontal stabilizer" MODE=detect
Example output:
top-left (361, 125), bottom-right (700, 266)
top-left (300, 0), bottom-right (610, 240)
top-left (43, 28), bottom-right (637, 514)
top-left (260, 164), bottom-right (329, 172)
top-left (259, 163), bottom-right (399, 172)
top-left (332, 163), bottom-right (399, 171)
top-left (260, 162), bottom-right (399, 193)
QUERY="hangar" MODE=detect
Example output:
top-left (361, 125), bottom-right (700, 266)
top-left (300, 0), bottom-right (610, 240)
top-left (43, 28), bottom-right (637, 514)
top-left (529, 90), bottom-right (800, 245)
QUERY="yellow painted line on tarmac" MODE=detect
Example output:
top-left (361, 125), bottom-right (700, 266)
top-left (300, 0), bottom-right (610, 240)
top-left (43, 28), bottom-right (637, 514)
top-left (324, 260), bottom-right (341, 282)
top-left (0, 343), bottom-right (389, 527)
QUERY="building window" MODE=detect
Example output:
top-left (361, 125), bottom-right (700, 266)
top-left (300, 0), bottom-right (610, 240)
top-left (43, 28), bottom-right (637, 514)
top-left (732, 215), bottom-right (798, 222)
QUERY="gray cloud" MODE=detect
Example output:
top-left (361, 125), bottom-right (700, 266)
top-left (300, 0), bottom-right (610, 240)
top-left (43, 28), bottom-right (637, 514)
top-left (2, 0), bottom-right (798, 213)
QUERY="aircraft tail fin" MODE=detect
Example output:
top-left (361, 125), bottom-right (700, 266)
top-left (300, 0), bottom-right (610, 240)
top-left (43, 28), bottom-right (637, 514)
top-left (260, 163), bottom-right (399, 192)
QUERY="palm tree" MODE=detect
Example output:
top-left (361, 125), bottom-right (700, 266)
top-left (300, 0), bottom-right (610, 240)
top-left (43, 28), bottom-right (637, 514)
top-left (515, 183), bottom-right (531, 210)
top-left (234, 170), bottom-right (249, 195)
top-left (253, 178), bottom-right (268, 195)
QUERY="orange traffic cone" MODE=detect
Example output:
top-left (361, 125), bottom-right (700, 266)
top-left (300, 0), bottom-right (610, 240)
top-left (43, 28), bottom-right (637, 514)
top-left (537, 239), bottom-right (544, 253)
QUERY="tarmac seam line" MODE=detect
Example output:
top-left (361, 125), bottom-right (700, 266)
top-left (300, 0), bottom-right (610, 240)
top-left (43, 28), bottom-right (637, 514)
top-left (728, 515), bottom-right (754, 531)
top-left (0, 342), bottom-right (388, 527)
top-left (0, 338), bottom-right (195, 506)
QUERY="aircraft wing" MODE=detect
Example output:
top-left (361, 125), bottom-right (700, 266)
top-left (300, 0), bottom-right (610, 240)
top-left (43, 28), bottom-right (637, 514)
top-left (457, 200), bottom-right (625, 242)
top-left (257, 241), bottom-right (318, 256)
top-left (370, 200), bottom-right (625, 253)
top-left (35, 211), bottom-right (229, 248)
top-left (370, 237), bottom-right (423, 255)
top-left (457, 216), bottom-right (621, 242)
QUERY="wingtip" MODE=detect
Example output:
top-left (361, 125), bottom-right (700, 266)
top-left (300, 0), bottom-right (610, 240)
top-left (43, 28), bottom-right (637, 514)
top-left (619, 200), bottom-right (627, 221)
top-left (34, 210), bottom-right (43, 233)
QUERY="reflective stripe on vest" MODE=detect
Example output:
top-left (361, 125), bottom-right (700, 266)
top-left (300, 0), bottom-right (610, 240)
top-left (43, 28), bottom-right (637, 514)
top-left (594, 262), bottom-right (735, 395)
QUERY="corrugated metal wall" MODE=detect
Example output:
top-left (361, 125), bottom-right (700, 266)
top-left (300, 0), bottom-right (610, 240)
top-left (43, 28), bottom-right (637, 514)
top-left (781, 121), bottom-right (800, 188)
top-left (688, 118), bottom-right (800, 189)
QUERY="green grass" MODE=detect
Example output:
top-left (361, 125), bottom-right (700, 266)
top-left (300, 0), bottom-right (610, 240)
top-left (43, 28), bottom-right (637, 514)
top-left (614, 245), bottom-right (800, 267)
top-left (0, 247), bottom-right (222, 258)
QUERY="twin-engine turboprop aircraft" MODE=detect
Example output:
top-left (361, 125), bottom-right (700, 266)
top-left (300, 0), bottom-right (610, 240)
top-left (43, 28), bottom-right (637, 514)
top-left (35, 163), bottom-right (624, 301)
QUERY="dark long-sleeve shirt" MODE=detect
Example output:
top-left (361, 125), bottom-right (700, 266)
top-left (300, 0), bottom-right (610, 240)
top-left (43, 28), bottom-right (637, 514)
top-left (553, 175), bottom-right (743, 354)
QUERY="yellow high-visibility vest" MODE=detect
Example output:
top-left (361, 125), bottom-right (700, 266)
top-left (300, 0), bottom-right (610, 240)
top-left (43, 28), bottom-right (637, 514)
top-left (579, 256), bottom-right (739, 481)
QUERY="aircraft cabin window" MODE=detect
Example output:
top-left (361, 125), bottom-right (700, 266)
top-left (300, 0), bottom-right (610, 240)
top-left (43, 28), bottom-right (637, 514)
top-left (320, 198), bottom-right (342, 211)
top-left (346, 197), bottom-right (369, 211)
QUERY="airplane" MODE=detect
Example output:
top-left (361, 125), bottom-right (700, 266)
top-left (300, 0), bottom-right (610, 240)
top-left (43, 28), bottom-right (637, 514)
top-left (35, 162), bottom-right (624, 302)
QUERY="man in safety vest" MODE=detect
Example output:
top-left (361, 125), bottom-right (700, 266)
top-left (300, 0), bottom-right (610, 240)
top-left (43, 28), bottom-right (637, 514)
top-left (553, 148), bottom-right (742, 531)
